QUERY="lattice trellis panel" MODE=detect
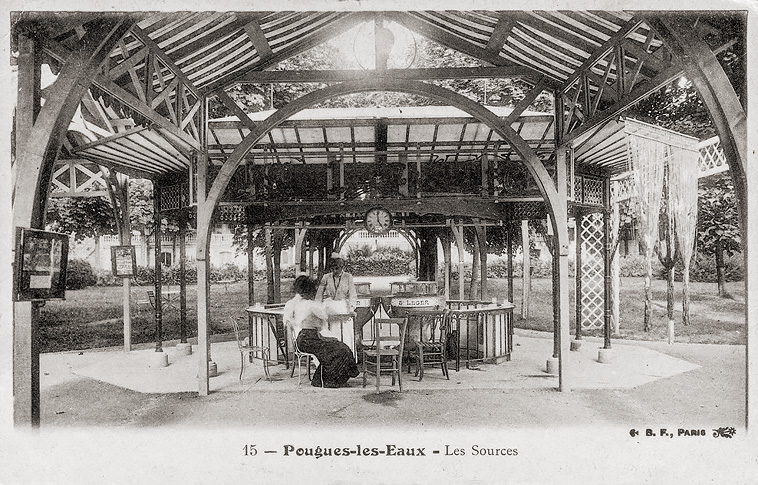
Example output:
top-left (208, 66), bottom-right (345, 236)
top-left (510, 201), bottom-right (546, 220)
top-left (697, 136), bottom-right (728, 177)
top-left (49, 161), bottom-right (108, 197)
top-left (579, 212), bottom-right (605, 329)
top-left (216, 205), bottom-right (246, 223)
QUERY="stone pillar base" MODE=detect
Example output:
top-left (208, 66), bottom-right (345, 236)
top-left (546, 356), bottom-right (559, 374)
top-left (598, 348), bottom-right (613, 364)
top-left (151, 351), bottom-right (169, 368)
top-left (208, 360), bottom-right (218, 377)
top-left (175, 343), bottom-right (193, 356)
top-left (570, 340), bottom-right (583, 351)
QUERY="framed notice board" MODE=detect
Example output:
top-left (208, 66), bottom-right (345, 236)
top-left (14, 228), bottom-right (69, 301)
top-left (111, 245), bottom-right (137, 277)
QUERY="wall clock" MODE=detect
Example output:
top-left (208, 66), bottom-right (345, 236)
top-left (364, 207), bottom-right (392, 235)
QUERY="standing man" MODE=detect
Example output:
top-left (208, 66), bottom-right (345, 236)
top-left (316, 252), bottom-right (358, 314)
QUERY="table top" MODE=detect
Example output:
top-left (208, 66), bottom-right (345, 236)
top-left (246, 306), bottom-right (284, 315)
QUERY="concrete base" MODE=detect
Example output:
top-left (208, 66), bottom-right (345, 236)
top-left (175, 343), bottom-right (193, 356)
top-left (598, 348), bottom-right (613, 364)
top-left (570, 340), bottom-right (583, 351)
top-left (151, 351), bottom-right (169, 368)
top-left (546, 357), bottom-right (559, 374)
top-left (208, 360), bottom-right (218, 377)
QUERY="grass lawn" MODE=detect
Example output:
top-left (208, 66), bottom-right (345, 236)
top-left (39, 276), bottom-right (745, 353)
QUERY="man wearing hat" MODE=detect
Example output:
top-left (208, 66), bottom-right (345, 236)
top-left (316, 252), bottom-right (357, 314)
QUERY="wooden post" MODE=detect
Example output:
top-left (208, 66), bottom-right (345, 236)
top-left (603, 181), bottom-right (612, 350)
top-left (196, 151), bottom-right (210, 395)
top-left (521, 219), bottom-right (530, 319)
top-left (450, 223), bottom-right (465, 300)
top-left (273, 229), bottom-right (283, 303)
top-left (120, 178), bottom-right (133, 352)
top-left (153, 182), bottom-right (163, 352)
top-left (507, 222), bottom-right (514, 304)
top-left (248, 223), bottom-right (256, 338)
top-left (179, 213), bottom-right (187, 343)
top-left (294, 228), bottom-right (306, 275)
top-left (265, 227), bottom-right (274, 304)
top-left (475, 223), bottom-right (488, 301)
top-left (575, 209), bottom-right (583, 340)
top-left (552, 236), bottom-right (559, 358)
top-left (442, 228), bottom-right (452, 301)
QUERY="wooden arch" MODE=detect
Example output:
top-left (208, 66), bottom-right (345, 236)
top-left (194, 78), bottom-right (572, 394)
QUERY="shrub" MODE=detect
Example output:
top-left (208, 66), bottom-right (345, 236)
top-left (209, 262), bottom-right (245, 282)
top-left (656, 252), bottom-right (743, 282)
top-left (95, 270), bottom-right (119, 287)
top-left (66, 259), bottom-right (98, 290)
top-left (134, 265), bottom-right (155, 285)
top-left (348, 247), bottom-right (414, 276)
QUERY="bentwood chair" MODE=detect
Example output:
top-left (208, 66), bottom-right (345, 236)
top-left (231, 318), bottom-right (270, 382)
top-left (362, 317), bottom-right (409, 392)
top-left (290, 334), bottom-right (323, 387)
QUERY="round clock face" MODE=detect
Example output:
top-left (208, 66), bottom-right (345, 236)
top-left (364, 208), bottom-right (392, 234)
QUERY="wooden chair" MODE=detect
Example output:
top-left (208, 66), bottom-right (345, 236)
top-left (362, 317), bottom-right (409, 392)
top-left (413, 310), bottom-right (451, 381)
top-left (136, 290), bottom-right (155, 313)
top-left (231, 318), bottom-right (270, 382)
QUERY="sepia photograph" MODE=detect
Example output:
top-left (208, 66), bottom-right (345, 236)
top-left (1, 0), bottom-right (756, 482)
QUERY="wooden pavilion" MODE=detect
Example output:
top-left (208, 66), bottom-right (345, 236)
top-left (10, 10), bottom-right (750, 428)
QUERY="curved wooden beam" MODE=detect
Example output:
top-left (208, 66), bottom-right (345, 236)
top-left (200, 79), bottom-right (563, 244)
top-left (194, 77), bottom-right (572, 394)
top-left (12, 17), bottom-right (136, 427)
top-left (644, 13), bottom-right (750, 430)
top-left (13, 18), bottom-right (136, 228)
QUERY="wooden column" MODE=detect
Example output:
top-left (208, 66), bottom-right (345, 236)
top-left (179, 213), bottom-right (187, 344)
top-left (520, 219), bottom-right (530, 319)
top-left (555, 145), bottom-right (571, 392)
top-left (507, 221), bottom-right (514, 304)
top-left (273, 230), bottom-right (283, 303)
top-left (603, 181), bottom-right (612, 350)
top-left (450, 223), bottom-right (465, 300)
top-left (294, 228), bottom-right (306, 275)
top-left (265, 227), bottom-right (274, 304)
top-left (441, 228), bottom-right (452, 301)
top-left (13, 33), bottom-right (42, 428)
top-left (247, 224), bottom-right (256, 307)
top-left (475, 223), bottom-right (488, 301)
top-left (552, 235), bottom-right (559, 358)
top-left (575, 209), bottom-right (584, 340)
top-left (196, 152), bottom-right (210, 395)
top-left (153, 183), bottom-right (163, 352)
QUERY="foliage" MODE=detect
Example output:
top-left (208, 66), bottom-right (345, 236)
top-left (346, 246), bottom-right (414, 276)
top-left (697, 174), bottom-right (741, 256)
top-left (46, 196), bottom-right (116, 241)
top-left (209, 31), bottom-right (556, 117)
top-left (66, 259), bottom-right (98, 290)
top-left (656, 252), bottom-right (743, 283)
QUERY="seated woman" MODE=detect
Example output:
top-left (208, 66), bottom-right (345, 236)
top-left (283, 275), bottom-right (360, 388)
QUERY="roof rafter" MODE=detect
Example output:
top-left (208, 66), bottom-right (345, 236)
top-left (205, 11), bottom-right (373, 94)
top-left (130, 25), bottom-right (201, 99)
top-left (560, 16), bottom-right (644, 94)
top-left (232, 66), bottom-right (541, 84)
top-left (243, 19), bottom-right (273, 62)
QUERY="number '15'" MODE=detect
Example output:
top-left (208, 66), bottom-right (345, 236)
top-left (243, 445), bottom-right (257, 456)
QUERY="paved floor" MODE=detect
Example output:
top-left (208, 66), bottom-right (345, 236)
top-left (9, 329), bottom-right (750, 484)
top-left (43, 330), bottom-right (700, 395)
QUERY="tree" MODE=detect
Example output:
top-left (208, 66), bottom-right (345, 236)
top-left (697, 175), bottom-right (741, 297)
top-left (46, 196), bottom-right (117, 240)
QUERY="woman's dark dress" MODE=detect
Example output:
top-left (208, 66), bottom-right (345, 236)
top-left (297, 328), bottom-right (359, 387)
